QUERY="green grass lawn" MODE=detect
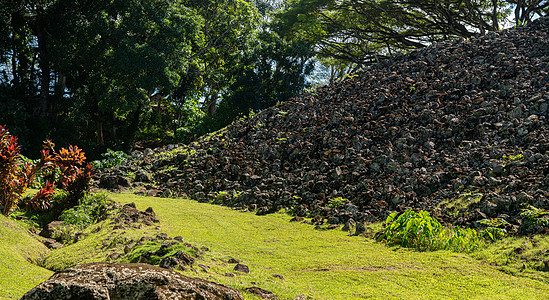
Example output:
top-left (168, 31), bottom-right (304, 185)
top-left (0, 215), bottom-right (52, 299)
top-left (108, 192), bottom-right (549, 299)
top-left (2, 191), bottom-right (549, 299)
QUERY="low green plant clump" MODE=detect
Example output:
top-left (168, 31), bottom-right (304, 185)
top-left (91, 149), bottom-right (129, 171)
top-left (53, 193), bottom-right (114, 244)
top-left (60, 193), bottom-right (112, 227)
top-left (503, 153), bottom-right (524, 162)
top-left (327, 197), bottom-right (347, 208)
top-left (521, 204), bottom-right (549, 227)
top-left (376, 209), bottom-right (498, 253)
top-left (438, 191), bottom-right (483, 217)
top-left (519, 204), bottom-right (549, 234)
top-left (478, 218), bottom-right (509, 242)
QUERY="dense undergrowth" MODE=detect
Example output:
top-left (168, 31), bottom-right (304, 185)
top-left (375, 206), bottom-right (549, 253)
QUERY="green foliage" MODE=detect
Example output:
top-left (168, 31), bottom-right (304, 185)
top-left (377, 209), bottom-right (482, 253)
top-left (1, 0), bottom-right (317, 151)
top-left (503, 153), bottom-right (525, 162)
top-left (173, 97), bottom-right (205, 144)
top-left (479, 218), bottom-right (508, 242)
top-left (54, 193), bottom-right (113, 244)
top-left (60, 193), bottom-right (113, 229)
top-left (91, 149), bottom-right (129, 171)
top-left (273, 0), bottom-right (511, 67)
top-left (520, 204), bottom-right (549, 228)
top-left (438, 191), bottom-right (483, 216)
top-left (11, 190), bottom-right (69, 230)
top-left (186, 29), bottom-right (314, 139)
top-left (327, 197), bottom-right (347, 208)
top-left (123, 241), bottom-right (197, 266)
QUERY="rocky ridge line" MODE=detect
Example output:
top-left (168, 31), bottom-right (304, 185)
top-left (101, 17), bottom-right (549, 231)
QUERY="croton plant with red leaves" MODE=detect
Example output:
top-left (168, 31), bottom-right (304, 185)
top-left (0, 125), bottom-right (93, 215)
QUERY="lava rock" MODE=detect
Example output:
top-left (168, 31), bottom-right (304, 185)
top-left (20, 262), bottom-right (243, 300)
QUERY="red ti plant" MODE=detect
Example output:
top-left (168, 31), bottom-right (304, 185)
top-left (0, 126), bottom-right (54, 215)
top-left (0, 125), bottom-right (94, 215)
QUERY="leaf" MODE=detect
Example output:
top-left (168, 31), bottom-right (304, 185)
top-left (385, 212), bottom-right (398, 224)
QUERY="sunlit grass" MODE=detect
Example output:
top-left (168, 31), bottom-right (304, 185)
top-left (3, 190), bottom-right (549, 299)
top-left (0, 215), bottom-right (52, 299)
top-left (108, 192), bottom-right (549, 299)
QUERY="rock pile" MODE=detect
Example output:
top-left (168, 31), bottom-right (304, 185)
top-left (103, 17), bottom-right (548, 230)
top-left (20, 262), bottom-right (243, 300)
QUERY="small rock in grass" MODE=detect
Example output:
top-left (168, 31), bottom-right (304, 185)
top-left (42, 238), bottom-right (63, 249)
top-left (234, 263), bottom-right (250, 273)
top-left (228, 257), bottom-right (240, 264)
top-left (245, 287), bottom-right (277, 299)
top-left (354, 223), bottom-right (366, 236)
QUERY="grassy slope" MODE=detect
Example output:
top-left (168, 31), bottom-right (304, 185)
top-left (40, 220), bottom-right (162, 272)
top-left (109, 193), bottom-right (549, 299)
top-left (0, 215), bottom-right (52, 299)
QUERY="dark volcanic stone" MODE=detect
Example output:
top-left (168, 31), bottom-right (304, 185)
top-left (98, 17), bottom-right (549, 231)
top-left (234, 263), bottom-right (250, 273)
top-left (244, 287), bottom-right (277, 299)
top-left (39, 221), bottom-right (63, 239)
top-left (20, 262), bottom-right (242, 300)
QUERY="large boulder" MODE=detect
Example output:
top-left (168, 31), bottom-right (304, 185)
top-left (20, 262), bottom-right (243, 300)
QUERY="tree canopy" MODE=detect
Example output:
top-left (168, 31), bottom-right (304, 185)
top-left (273, 0), bottom-right (547, 68)
top-left (1, 0), bottom-right (545, 156)
top-left (0, 0), bottom-right (314, 156)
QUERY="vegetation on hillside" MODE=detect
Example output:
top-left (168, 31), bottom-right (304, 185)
top-left (0, 1), bottom-right (548, 299)
top-left (1, 0), bottom-right (547, 156)
top-left (0, 0), bottom-right (313, 156)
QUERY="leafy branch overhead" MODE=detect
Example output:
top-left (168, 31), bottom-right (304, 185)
top-left (273, 0), bottom-right (548, 66)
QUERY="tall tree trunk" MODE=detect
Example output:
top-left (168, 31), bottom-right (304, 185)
top-left (123, 103), bottom-right (143, 152)
top-left (491, 0), bottom-right (499, 30)
top-left (36, 10), bottom-right (50, 119)
top-left (11, 32), bottom-right (18, 86)
top-left (207, 92), bottom-right (218, 116)
top-left (97, 120), bottom-right (105, 146)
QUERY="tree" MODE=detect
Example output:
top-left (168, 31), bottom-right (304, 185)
top-left (175, 0), bottom-right (260, 117)
top-left (274, 0), bottom-right (511, 67)
top-left (51, 0), bottom-right (206, 149)
top-left (0, 0), bottom-right (314, 154)
top-left (507, 0), bottom-right (549, 25)
top-left (0, 0), bottom-right (206, 153)
top-left (171, 0), bottom-right (316, 142)
top-left (213, 30), bottom-right (314, 125)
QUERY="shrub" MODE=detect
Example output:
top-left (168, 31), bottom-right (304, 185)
top-left (478, 218), bottom-right (508, 241)
top-left (0, 126), bottom-right (50, 214)
top-left (376, 209), bottom-right (482, 253)
top-left (56, 193), bottom-right (114, 244)
top-left (91, 149), bottom-right (128, 171)
top-left (0, 125), bottom-right (93, 215)
top-left (60, 193), bottom-right (113, 229)
top-left (519, 204), bottom-right (549, 234)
